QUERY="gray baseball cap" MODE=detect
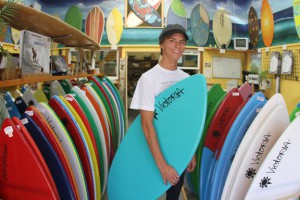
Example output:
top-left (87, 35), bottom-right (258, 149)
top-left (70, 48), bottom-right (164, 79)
top-left (159, 24), bottom-right (189, 43)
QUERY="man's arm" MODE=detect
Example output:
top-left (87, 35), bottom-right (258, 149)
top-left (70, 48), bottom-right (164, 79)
top-left (140, 109), bottom-right (179, 185)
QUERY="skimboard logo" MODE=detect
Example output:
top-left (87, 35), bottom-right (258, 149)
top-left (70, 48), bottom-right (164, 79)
top-left (245, 167), bottom-right (257, 179)
top-left (245, 132), bottom-right (272, 179)
top-left (251, 132), bottom-right (272, 165)
top-left (154, 87), bottom-right (185, 120)
top-left (260, 177), bottom-right (272, 188)
top-left (267, 139), bottom-right (291, 174)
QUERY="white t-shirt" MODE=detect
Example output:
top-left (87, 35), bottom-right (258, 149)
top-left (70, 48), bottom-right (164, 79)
top-left (130, 64), bottom-right (189, 111)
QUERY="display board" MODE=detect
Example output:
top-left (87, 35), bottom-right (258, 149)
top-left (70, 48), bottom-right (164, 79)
top-left (212, 57), bottom-right (241, 79)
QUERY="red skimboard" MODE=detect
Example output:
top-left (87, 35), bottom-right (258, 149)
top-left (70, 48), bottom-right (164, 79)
top-left (0, 118), bottom-right (59, 199)
top-left (85, 6), bottom-right (104, 44)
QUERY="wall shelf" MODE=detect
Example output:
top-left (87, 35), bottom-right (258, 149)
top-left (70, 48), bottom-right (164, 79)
top-left (0, 73), bottom-right (103, 88)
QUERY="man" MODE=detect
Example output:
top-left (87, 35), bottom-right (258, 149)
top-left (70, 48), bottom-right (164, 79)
top-left (130, 24), bottom-right (196, 199)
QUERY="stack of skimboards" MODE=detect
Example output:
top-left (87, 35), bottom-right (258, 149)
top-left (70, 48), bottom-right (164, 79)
top-left (0, 76), bottom-right (126, 199)
top-left (186, 82), bottom-right (300, 199)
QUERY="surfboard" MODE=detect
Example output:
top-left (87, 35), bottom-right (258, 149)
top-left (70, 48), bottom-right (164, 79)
top-left (222, 93), bottom-right (290, 200)
top-left (244, 115), bottom-right (300, 200)
top-left (11, 116), bottom-right (59, 199)
top-left (11, 27), bottom-right (20, 44)
top-left (0, 118), bottom-right (59, 199)
top-left (126, 1), bottom-right (161, 27)
top-left (187, 84), bottom-right (225, 197)
top-left (102, 77), bottom-right (126, 125)
top-left (14, 96), bottom-right (27, 114)
top-left (290, 102), bottom-right (300, 122)
top-left (106, 8), bottom-right (123, 48)
top-left (59, 79), bottom-right (73, 94)
top-left (88, 81), bottom-right (115, 163)
top-left (5, 97), bottom-right (21, 119)
top-left (0, 2), bottom-right (100, 50)
top-left (36, 102), bottom-right (89, 200)
top-left (166, 0), bottom-right (187, 30)
top-left (20, 113), bottom-right (76, 200)
top-left (25, 106), bottom-right (79, 199)
top-left (293, 0), bottom-right (300, 39)
top-left (88, 77), bottom-right (117, 153)
top-left (199, 87), bottom-right (247, 200)
top-left (107, 74), bottom-right (207, 200)
top-left (66, 91), bottom-right (109, 194)
top-left (82, 84), bottom-right (110, 157)
top-left (51, 80), bottom-right (66, 98)
top-left (64, 94), bottom-right (101, 168)
top-left (209, 92), bottom-right (267, 200)
top-left (94, 76), bottom-right (121, 147)
top-left (190, 4), bottom-right (210, 47)
top-left (48, 96), bottom-right (97, 200)
top-left (97, 80), bottom-right (123, 146)
top-left (85, 6), bottom-right (104, 44)
top-left (79, 86), bottom-right (108, 194)
top-left (64, 5), bottom-right (83, 31)
top-left (34, 88), bottom-right (49, 103)
top-left (101, 78), bottom-right (126, 140)
top-left (213, 9), bottom-right (232, 49)
top-left (261, 0), bottom-right (274, 47)
top-left (58, 95), bottom-right (101, 199)
top-left (22, 88), bottom-right (39, 107)
top-left (248, 6), bottom-right (259, 49)
top-left (128, 0), bottom-right (162, 27)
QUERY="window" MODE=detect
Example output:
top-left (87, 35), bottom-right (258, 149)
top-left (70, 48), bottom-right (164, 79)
top-left (95, 48), bottom-right (119, 79)
top-left (178, 50), bottom-right (200, 75)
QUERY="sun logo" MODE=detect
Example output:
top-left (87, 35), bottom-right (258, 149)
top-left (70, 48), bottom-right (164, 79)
top-left (245, 167), bottom-right (256, 179)
top-left (259, 177), bottom-right (272, 188)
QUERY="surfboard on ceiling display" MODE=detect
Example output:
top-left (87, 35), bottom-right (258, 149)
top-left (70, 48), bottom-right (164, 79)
top-left (261, 0), bottom-right (274, 47)
top-left (106, 8), bottom-right (123, 48)
top-left (166, 0), bottom-right (187, 30)
top-left (85, 6), bottom-right (104, 44)
top-left (127, 0), bottom-right (162, 27)
top-left (126, 0), bottom-right (161, 27)
top-left (64, 5), bottom-right (83, 31)
top-left (293, 0), bottom-right (300, 39)
top-left (248, 6), bottom-right (259, 49)
top-left (213, 9), bottom-right (232, 49)
top-left (190, 4), bottom-right (210, 47)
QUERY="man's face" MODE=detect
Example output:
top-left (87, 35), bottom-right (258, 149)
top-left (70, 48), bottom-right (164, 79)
top-left (160, 33), bottom-right (186, 61)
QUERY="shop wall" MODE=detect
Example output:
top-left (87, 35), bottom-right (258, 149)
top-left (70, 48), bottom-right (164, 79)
top-left (246, 44), bottom-right (300, 113)
top-left (203, 49), bottom-right (246, 89)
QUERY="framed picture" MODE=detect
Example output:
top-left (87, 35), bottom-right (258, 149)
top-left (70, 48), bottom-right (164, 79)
top-left (125, 0), bottom-right (164, 28)
top-left (19, 30), bottom-right (51, 78)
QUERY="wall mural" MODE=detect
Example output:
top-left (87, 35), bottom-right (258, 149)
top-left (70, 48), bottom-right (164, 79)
top-left (6, 0), bottom-right (298, 48)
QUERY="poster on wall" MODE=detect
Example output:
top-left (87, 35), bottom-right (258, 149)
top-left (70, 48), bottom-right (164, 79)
top-left (125, 0), bottom-right (163, 28)
top-left (19, 30), bottom-right (51, 77)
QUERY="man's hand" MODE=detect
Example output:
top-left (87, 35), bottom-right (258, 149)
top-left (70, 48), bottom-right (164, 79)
top-left (159, 162), bottom-right (179, 185)
top-left (186, 155), bottom-right (196, 172)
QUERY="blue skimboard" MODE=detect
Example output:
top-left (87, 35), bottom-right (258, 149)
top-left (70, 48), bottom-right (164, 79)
top-left (209, 92), bottom-right (267, 200)
top-left (107, 74), bottom-right (207, 200)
